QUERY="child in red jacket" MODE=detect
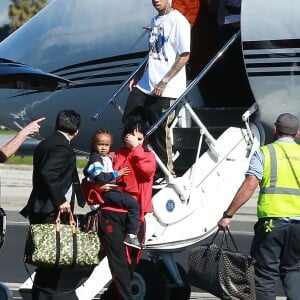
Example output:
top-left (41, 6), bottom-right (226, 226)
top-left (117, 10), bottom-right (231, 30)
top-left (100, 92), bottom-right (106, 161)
top-left (83, 129), bottom-right (142, 249)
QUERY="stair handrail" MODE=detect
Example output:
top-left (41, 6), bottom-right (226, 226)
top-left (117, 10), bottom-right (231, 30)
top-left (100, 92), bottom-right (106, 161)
top-left (242, 102), bottom-right (259, 145)
top-left (146, 30), bottom-right (241, 156)
top-left (91, 30), bottom-right (240, 122)
top-left (91, 55), bottom-right (148, 120)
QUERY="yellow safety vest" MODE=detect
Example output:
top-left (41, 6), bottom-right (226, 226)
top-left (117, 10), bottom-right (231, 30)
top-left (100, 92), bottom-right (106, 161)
top-left (258, 142), bottom-right (300, 218)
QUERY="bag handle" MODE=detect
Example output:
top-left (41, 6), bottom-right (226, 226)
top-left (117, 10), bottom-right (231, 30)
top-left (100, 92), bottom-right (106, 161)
top-left (23, 212), bottom-right (78, 295)
top-left (211, 228), bottom-right (239, 252)
top-left (54, 211), bottom-right (78, 267)
top-left (55, 211), bottom-right (76, 234)
top-left (223, 227), bottom-right (239, 252)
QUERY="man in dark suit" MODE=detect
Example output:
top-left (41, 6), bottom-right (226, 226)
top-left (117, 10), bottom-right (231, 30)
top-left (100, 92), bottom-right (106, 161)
top-left (20, 109), bottom-right (85, 223)
top-left (20, 109), bottom-right (87, 300)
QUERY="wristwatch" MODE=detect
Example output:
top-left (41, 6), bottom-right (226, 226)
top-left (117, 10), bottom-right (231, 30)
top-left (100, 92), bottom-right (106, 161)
top-left (222, 211), bottom-right (233, 218)
top-left (160, 78), bottom-right (169, 85)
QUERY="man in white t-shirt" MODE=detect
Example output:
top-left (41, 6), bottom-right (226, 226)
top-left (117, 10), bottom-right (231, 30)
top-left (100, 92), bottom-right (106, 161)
top-left (123, 0), bottom-right (190, 179)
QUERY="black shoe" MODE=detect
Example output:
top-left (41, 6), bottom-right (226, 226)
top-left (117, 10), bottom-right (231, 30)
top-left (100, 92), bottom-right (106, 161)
top-left (124, 234), bottom-right (142, 249)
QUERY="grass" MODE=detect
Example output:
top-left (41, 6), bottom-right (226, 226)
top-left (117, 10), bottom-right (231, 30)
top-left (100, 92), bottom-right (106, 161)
top-left (0, 128), bottom-right (17, 135)
top-left (5, 156), bottom-right (33, 165)
top-left (0, 128), bottom-right (88, 168)
top-left (5, 155), bottom-right (88, 168)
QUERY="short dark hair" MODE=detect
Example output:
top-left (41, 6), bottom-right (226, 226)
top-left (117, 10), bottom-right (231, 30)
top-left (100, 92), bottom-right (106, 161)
top-left (90, 129), bottom-right (112, 153)
top-left (275, 113), bottom-right (299, 136)
top-left (55, 110), bottom-right (81, 134)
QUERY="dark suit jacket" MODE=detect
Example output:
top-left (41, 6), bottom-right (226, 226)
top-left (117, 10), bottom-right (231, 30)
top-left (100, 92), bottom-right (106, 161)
top-left (20, 131), bottom-right (85, 221)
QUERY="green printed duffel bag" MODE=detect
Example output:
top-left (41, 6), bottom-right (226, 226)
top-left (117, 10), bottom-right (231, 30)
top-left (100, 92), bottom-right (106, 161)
top-left (24, 211), bottom-right (100, 268)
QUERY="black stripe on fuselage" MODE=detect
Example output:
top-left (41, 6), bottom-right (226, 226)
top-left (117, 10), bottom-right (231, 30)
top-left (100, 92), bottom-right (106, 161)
top-left (57, 62), bottom-right (137, 77)
top-left (246, 62), bottom-right (300, 68)
top-left (51, 51), bottom-right (147, 74)
top-left (247, 71), bottom-right (300, 77)
top-left (243, 39), bottom-right (300, 77)
top-left (51, 51), bottom-right (147, 84)
top-left (5, 79), bottom-right (126, 99)
top-left (4, 52), bottom-right (148, 98)
top-left (243, 39), bottom-right (300, 50)
top-left (244, 53), bottom-right (300, 59)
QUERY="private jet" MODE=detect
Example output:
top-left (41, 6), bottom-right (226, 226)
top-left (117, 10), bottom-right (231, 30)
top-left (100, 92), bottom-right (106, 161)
top-left (0, 0), bottom-right (298, 299)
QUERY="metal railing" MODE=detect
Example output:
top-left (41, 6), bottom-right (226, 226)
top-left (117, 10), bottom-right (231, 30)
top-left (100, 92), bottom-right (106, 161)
top-left (88, 29), bottom-right (261, 202)
top-left (91, 56), bottom-right (148, 120)
top-left (146, 30), bottom-right (242, 155)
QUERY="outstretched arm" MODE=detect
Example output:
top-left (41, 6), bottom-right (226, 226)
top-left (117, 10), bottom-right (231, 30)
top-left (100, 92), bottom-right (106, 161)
top-left (0, 117), bottom-right (45, 162)
top-left (218, 175), bottom-right (259, 230)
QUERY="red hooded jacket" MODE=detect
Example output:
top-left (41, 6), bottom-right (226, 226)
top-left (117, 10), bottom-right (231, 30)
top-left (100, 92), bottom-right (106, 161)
top-left (113, 145), bottom-right (156, 216)
top-left (82, 145), bottom-right (156, 219)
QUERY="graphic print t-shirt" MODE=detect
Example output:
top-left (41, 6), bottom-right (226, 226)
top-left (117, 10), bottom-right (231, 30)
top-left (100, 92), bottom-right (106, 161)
top-left (137, 9), bottom-right (190, 98)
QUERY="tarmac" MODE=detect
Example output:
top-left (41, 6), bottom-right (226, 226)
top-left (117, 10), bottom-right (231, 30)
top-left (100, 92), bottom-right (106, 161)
top-left (0, 132), bottom-right (259, 223)
top-left (0, 163), bottom-right (260, 300)
top-left (0, 163), bottom-right (89, 216)
top-left (0, 136), bottom-right (285, 299)
top-left (0, 164), bottom-right (286, 300)
top-left (0, 162), bottom-right (259, 226)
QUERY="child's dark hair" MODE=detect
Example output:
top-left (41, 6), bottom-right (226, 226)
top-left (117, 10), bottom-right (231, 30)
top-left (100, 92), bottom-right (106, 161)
top-left (90, 129), bottom-right (112, 153)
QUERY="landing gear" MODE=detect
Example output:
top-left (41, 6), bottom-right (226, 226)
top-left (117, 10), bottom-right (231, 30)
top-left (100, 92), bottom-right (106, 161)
top-left (133, 259), bottom-right (171, 300)
top-left (0, 283), bottom-right (13, 300)
top-left (250, 122), bottom-right (265, 146)
top-left (132, 259), bottom-right (191, 300)
top-left (159, 262), bottom-right (191, 300)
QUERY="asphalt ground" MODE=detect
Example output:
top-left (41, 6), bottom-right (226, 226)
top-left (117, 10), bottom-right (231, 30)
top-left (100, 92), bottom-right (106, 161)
top-left (0, 135), bottom-right (285, 299)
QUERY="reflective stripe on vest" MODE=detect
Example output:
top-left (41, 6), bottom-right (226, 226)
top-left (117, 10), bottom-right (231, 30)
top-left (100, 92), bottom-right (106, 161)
top-left (258, 142), bottom-right (300, 218)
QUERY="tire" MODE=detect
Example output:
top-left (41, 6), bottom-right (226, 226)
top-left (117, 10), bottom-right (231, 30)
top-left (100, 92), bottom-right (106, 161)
top-left (250, 122), bottom-right (265, 146)
top-left (132, 259), bottom-right (171, 300)
top-left (0, 283), bottom-right (12, 300)
top-left (158, 261), bottom-right (191, 300)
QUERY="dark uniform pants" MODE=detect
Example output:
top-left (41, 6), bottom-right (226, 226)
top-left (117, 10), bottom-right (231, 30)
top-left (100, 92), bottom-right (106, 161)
top-left (99, 209), bottom-right (144, 300)
top-left (250, 218), bottom-right (300, 300)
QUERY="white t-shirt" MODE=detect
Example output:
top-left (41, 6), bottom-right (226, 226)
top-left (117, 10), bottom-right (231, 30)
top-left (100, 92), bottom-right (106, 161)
top-left (137, 9), bottom-right (190, 99)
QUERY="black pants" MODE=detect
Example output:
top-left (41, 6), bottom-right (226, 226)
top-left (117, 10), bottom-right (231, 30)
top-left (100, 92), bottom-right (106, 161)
top-left (123, 88), bottom-right (175, 175)
top-left (251, 219), bottom-right (300, 300)
top-left (32, 267), bottom-right (93, 300)
top-left (99, 209), bottom-right (144, 300)
top-left (102, 190), bottom-right (140, 234)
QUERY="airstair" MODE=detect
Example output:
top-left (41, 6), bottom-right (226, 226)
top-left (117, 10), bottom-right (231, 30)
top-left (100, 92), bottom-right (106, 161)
top-left (84, 30), bottom-right (260, 299)
top-left (20, 31), bottom-right (262, 300)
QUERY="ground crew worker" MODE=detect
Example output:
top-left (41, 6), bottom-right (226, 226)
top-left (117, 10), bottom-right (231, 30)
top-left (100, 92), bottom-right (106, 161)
top-left (218, 112), bottom-right (300, 300)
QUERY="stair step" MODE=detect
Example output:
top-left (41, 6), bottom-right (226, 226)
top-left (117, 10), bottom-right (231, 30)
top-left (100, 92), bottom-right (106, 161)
top-left (172, 107), bottom-right (249, 175)
top-left (191, 106), bottom-right (247, 127)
